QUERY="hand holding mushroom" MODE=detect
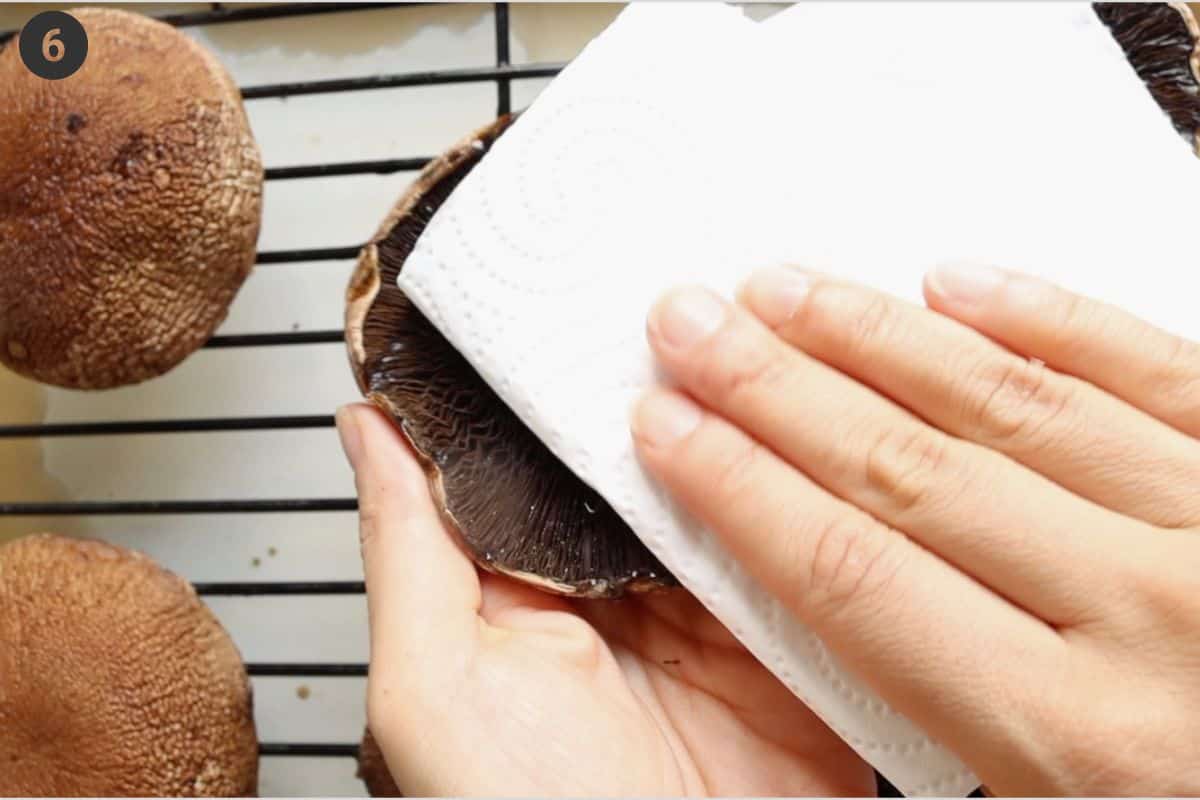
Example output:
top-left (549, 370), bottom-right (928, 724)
top-left (341, 262), bottom-right (1200, 796)
top-left (630, 264), bottom-right (1200, 795)
top-left (336, 403), bottom-right (874, 796)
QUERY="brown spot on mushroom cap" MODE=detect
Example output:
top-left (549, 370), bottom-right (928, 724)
top-left (357, 728), bottom-right (402, 797)
top-left (1095, 3), bottom-right (1200, 151)
top-left (345, 116), bottom-right (674, 598)
top-left (0, 8), bottom-right (263, 389)
top-left (0, 534), bottom-right (258, 796)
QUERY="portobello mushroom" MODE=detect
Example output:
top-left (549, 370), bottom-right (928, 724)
top-left (0, 534), bottom-right (259, 796)
top-left (0, 7), bottom-right (262, 389)
top-left (345, 116), bottom-right (673, 598)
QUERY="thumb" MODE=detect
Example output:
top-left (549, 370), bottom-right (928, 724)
top-left (336, 402), bottom-right (481, 694)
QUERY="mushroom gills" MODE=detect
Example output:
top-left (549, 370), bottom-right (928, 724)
top-left (347, 116), bottom-right (675, 598)
top-left (1094, 2), bottom-right (1200, 150)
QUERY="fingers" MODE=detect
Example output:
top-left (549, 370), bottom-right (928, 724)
top-left (630, 388), bottom-right (1062, 758)
top-left (924, 263), bottom-right (1200, 440)
top-left (644, 288), bottom-right (1146, 625)
top-left (738, 267), bottom-right (1200, 529)
top-left (336, 403), bottom-right (481, 685)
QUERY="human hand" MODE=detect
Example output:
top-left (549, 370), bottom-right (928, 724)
top-left (335, 403), bottom-right (874, 797)
top-left (630, 263), bottom-right (1200, 795)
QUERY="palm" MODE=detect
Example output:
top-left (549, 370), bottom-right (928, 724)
top-left (409, 572), bottom-right (874, 796)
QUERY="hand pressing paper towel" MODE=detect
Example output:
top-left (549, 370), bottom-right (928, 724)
top-left (400, 2), bottom-right (1200, 795)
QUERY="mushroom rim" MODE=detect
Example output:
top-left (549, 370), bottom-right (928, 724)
top-left (345, 115), bottom-right (514, 387)
top-left (1167, 2), bottom-right (1200, 153)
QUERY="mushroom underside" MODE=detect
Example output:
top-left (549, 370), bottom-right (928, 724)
top-left (1095, 2), bottom-right (1200, 148)
top-left (346, 117), bottom-right (674, 598)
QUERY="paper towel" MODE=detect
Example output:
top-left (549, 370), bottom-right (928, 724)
top-left (399, 3), bottom-right (1200, 794)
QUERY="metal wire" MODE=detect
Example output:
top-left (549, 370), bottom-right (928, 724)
top-left (0, 3), bottom-right (421, 44)
top-left (255, 245), bottom-right (364, 264)
top-left (241, 61), bottom-right (561, 99)
top-left (197, 581), bottom-right (366, 595)
top-left (0, 415), bottom-right (334, 438)
top-left (0, 499), bottom-right (357, 515)
top-left (265, 156), bottom-right (432, 180)
top-left (249, 664), bottom-right (368, 677)
top-left (204, 330), bottom-right (345, 348)
top-left (495, 3), bottom-right (512, 115)
top-left (260, 744), bottom-right (361, 757)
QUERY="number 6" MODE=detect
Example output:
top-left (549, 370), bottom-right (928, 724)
top-left (42, 28), bottom-right (64, 63)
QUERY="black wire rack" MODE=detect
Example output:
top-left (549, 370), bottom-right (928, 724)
top-left (0, 0), bottom-right (564, 778)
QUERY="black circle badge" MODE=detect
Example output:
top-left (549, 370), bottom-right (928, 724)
top-left (19, 11), bottom-right (88, 80)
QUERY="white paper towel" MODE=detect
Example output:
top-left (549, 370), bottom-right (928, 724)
top-left (400, 3), bottom-right (1200, 794)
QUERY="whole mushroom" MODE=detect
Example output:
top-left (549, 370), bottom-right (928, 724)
top-left (0, 534), bottom-right (259, 796)
top-left (0, 7), bottom-right (263, 389)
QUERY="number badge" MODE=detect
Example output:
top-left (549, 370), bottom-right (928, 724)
top-left (18, 11), bottom-right (88, 80)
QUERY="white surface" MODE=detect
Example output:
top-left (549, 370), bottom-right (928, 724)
top-left (401, 3), bottom-right (1200, 795)
top-left (0, 3), bottom-right (620, 795)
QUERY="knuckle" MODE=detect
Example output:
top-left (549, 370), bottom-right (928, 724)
top-left (357, 497), bottom-right (385, 551)
top-left (962, 357), bottom-right (1073, 445)
top-left (862, 426), bottom-right (951, 512)
top-left (801, 515), bottom-right (902, 618)
top-left (1126, 554), bottom-right (1200, 633)
top-left (847, 293), bottom-right (899, 358)
top-left (696, 330), bottom-right (791, 407)
top-left (1153, 335), bottom-right (1200, 423)
top-left (709, 437), bottom-right (765, 508)
top-left (533, 610), bottom-right (606, 672)
top-left (1051, 291), bottom-right (1104, 361)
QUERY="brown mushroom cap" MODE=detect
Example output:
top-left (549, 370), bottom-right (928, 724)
top-left (357, 728), bottom-right (402, 797)
top-left (1095, 2), bottom-right (1200, 151)
top-left (345, 116), bottom-right (674, 598)
top-left (0, 7), bottom-right (262, 389)
top-left (0, 533), bottom-right (258, 796)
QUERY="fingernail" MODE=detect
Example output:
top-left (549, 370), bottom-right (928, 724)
top-left (335, 405), bottom-right (364, 470)
top-left (632, 391), bottom-right (703, 448)
top-left (928, 263), bottom-right (1005, 305)
top-left (651, 288), bottom-right (727, 349)
top-left (741, 267), bottom-right (811, 328)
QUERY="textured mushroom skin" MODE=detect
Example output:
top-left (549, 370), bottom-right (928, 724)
top-left (346, 117), bottom-right (674, 598)
top-left (0, 534), bottom-right (259, 796)
top-left (1095, 3), bottom-right (1200, 149)
top-left (0, 8), bottom-right (262, 389)
top-left (357, 728), bottom-right (402, 797)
